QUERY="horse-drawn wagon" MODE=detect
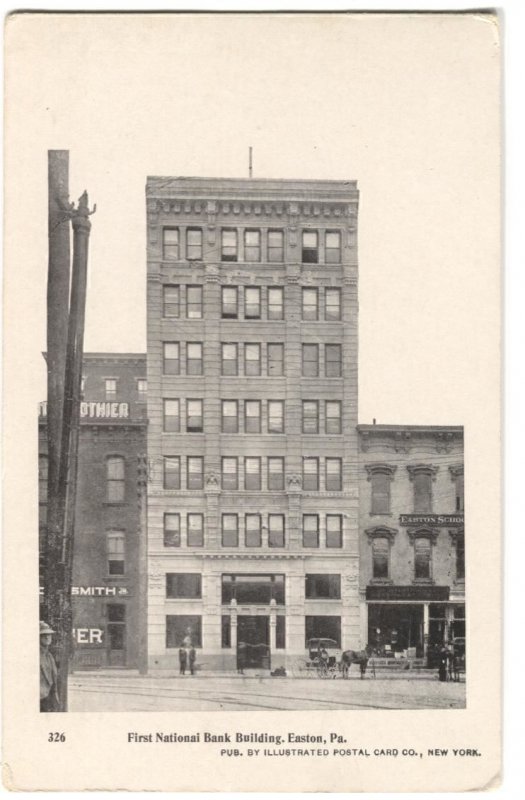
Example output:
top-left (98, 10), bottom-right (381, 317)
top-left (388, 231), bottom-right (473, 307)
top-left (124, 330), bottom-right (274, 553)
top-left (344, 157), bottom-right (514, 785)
top-left (291, 639), bottom-right (371, 679)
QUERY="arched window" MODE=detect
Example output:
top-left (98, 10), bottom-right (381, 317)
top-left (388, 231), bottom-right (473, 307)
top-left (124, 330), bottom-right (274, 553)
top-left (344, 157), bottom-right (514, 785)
top-left (106, 456), bottom-right (125, 503)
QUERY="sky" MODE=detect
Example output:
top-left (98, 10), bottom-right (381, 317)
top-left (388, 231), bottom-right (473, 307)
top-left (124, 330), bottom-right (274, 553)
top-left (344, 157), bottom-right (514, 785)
top-left (5, 12), bottom-right (500, 425)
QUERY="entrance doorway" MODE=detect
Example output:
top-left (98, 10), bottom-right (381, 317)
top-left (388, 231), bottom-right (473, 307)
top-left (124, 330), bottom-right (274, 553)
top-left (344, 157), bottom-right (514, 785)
top-left (107, 603), bottom-right (126, 666)
top-left (237, 616), bottom-right (270, 669)
top-left (368, 604), bottom-right (424, 657)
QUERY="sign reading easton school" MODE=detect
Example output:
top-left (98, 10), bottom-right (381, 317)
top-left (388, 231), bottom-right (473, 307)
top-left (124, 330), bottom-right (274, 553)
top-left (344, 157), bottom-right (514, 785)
top-left (399, 513), bottom-right (464, 527)
top-left (39, 401), bottom-right (130, 419)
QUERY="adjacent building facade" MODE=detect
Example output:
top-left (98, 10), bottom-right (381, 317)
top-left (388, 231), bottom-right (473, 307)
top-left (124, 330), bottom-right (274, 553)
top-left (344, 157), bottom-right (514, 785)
top-left (145, 177), bottom-right (360, 671)
top-left (39, 353), bottom-right (147, 670)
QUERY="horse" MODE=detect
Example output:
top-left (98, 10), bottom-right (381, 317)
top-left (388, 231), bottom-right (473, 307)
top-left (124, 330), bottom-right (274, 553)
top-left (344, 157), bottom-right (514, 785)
top-left (341, 649), bottom-right (369, 679)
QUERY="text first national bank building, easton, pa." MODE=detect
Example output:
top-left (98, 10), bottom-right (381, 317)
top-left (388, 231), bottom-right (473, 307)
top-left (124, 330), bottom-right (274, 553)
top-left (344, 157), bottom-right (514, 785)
top-left (145, 177), bottom-right (361, 671)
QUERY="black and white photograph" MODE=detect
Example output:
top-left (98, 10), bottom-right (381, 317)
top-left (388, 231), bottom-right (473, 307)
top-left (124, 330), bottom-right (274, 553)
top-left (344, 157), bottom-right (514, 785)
top-left (3, 10), bottom-right (501, 792)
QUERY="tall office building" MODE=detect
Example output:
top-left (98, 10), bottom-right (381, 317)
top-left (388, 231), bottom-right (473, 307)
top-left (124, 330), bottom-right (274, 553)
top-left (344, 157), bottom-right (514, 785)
top-left (145, 177), bottom-right (360, 671)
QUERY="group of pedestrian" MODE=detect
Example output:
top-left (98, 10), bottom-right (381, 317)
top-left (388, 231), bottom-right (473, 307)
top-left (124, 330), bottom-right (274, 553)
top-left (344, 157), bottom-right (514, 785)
top-left (437, 644), bottom-right (460, 682)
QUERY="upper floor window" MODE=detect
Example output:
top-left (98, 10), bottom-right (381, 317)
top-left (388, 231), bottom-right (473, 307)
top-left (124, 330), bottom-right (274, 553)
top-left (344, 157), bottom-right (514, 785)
top-left (325, 400), bottom-right (342, 434)
top-left (326, 515), bottom-right (343, 548)
top-left (186, 228), bottom-right (202, 261)
top-left (302, 400), bottom-right (319, 434)
top-left (244, 400), bottom-right (261, 433)
top-left (221, 400), bottom-right (239, 433)
top-left (186, 399), bottom-right (203, 433)
top-left (137, 379), bottom-right (147, 400)
top-left (267, 343), bottom-right (284, 376)
top-left (163, 342), bottom-right (180, 375)
top-left (302, 344), bottom-right (319, 377)
top-left (186, 286), bottom-right (203, 319)
top-left (106, 531), bottom-right (125, 575)
top-left (268, 400), bottom-right (285, 433)
top-left (372, 537), bottom-right (390, 580)
top-left (105, 379), bottom-right (117, 399)
top-left (221, 229), bottom-right (238, 262)
top-left (450, 466), bottom-right (464, 512)
top-left (221, 343), bottom-right (238, 376)
top-left (222, 514), bottom-right (239, 547)
top-left (245, 287), bottom-right (261, 319)
top-left (414, 537), bottom-right (432, 581)
top-left (244, 343), bottom-right (261, 376)
top-left (305, 574), bottom-right (341, 599)
top-left (303, 457), bottom-right (319, 491)
top-left (268, 229), bottom-right (284, 262)
top-left (164, 513), bottom-right (181, 547)
top-left (39, 455), bottom-right (48, 504)
top-left (163, 399), bottom-right (180, 432)
top-left (187, 457), bottom-right (204, 490)
top-left (268, 457), bottom-right (285, 491)
top-left (245, 457), bottom-right (261, 490)
top-left (244, 229), bottom-right (261, 262)
top-left (303, 514), bottom-right (320, 548)
top-left (325, 344), bottom-right (342, 377)
top-left (268, 287), bottom-right (284, 320)
top-left (221, 287), bottom-right (238, 319)
top-left (245, 514), bottom-right (262, 547)
top-left (302, 288), bottom-right (319, 321)
top-left (186, 342), bottom-right (203, 375)
top-left (456, 533), bottom-right (465, 580)
top-left (366, 464), bottom-right (397, 514)
top-left (166, 573), bottom-right (202, 599)
top-left (326, 457), bottom-right (343, 491)
top-left (221, 457), bottom-right (238, 490)
top-left (268, 515), bottom-right (285, 547)
top-left (325, 231), bottom-right (341, 264)
top-left (302, 231), bottom-right (318, 263)
top-left (106, 456), bottom-right (125, 503)
top-left (164, 456), bottom-right (181, 490)
top-left (325, 288), bottom-right (342, 320)
top-left (163, 285), bottom-right (179, 318)
top-left (163, 227), bottom-right (179, 260)
top-left (408, 465), bottom-right (438, 513)
top-left (187, 513), bottom-right (204, 547)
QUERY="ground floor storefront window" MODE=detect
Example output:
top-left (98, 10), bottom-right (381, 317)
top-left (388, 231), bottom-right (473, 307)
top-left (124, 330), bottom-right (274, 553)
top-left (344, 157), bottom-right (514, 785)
top-left (368, 604), bottom-right (424, 656)
top-left (305, 616), bottom-right (341, 648)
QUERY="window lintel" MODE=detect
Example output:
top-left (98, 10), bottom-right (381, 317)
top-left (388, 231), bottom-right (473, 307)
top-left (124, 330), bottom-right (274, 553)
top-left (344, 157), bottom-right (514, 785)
top-left (365, 526), bottom-right (397, 544)
top-left (365, 463), bottom-right (397, 481)
top-left (407, 464), bottom-right (438, 481)
top-left (407, 526), bottom-right (439, 544)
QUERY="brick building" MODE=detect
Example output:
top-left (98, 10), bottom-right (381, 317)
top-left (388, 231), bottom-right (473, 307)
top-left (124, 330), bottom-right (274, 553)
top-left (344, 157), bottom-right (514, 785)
top-left (357, 424), bottom-right (465, 661)
top-left (39, 353), bottom-right (147, 670)
top-left (145, 177), bottom-right (360, 671)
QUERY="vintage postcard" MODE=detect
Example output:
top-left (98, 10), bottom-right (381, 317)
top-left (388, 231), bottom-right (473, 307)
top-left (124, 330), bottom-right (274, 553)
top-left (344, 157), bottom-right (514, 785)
top-left (3, 11), bottom-right (501, 792)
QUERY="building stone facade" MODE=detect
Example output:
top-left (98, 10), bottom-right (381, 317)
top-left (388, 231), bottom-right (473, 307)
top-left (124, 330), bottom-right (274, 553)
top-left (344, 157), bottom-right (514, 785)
top-left (145, 177), bottom-right (360, 671)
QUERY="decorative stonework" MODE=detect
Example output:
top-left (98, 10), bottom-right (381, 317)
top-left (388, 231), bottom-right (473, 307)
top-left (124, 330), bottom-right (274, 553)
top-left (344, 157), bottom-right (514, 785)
top-left (407, 526), bottom-right (440, 545)
top-left (146, 196), bottom-right (354, 221)
top-left (407, 464), bottom-right (439, 481)
top-left (365, 525), bottom-right (398, 543)
top-left (286, 473), bottom-right (302, 490)
top-left (449, 529), bottom-right (464, 546)
top-left (449, 464), bottom-right (464, 480)
top-left (365, 463), bottom-right (397, 481)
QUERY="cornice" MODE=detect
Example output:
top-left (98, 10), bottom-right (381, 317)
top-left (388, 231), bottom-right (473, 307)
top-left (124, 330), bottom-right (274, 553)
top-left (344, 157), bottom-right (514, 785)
top-left (406, 527), bottom-right (440, 544)
top-left (407, 464), bottom-right (439, 481)
top-left (364, 463), bottom-right (397, 481)
top-left (365, 526), bottom-right (398, 543)
top-left (146, 197), bottom-right (356, 221)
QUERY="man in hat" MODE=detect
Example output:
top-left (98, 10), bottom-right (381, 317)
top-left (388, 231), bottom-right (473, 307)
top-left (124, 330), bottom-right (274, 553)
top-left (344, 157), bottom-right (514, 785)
top-left (40, 621), bottom-right (60, 711)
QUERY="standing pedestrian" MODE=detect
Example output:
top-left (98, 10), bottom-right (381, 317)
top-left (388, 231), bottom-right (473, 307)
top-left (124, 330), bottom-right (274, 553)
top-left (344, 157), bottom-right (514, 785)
top-left (179, 646), bottom-right (187, 675)
top-left (237, 641), bottom-right (246, 675)
top-left (438, 645), bottom-right (449, 682)
top-left (40, 621), bottom-right (60, 711)
top-left (188, 646), bottom-right (196, 675)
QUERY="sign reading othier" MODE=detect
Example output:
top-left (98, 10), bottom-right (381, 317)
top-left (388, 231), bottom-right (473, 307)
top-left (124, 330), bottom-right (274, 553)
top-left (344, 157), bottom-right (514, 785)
top-left (399, 514), bottom-right (464, 527)
top-left (39, 401), bottom-right (130, 419)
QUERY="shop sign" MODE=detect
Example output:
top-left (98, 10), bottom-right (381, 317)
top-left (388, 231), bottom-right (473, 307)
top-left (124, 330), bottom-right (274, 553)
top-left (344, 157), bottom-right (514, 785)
top-left (39, 586), bottom-right (128, 597)
top-left (399, 514), bottom-right (464, 527)
top-left (39, 401), bottom-right (130, 419)
top-left (366, 585), bottom-right (450, 601)
top-left (73, 628), bottom-right (104, 644)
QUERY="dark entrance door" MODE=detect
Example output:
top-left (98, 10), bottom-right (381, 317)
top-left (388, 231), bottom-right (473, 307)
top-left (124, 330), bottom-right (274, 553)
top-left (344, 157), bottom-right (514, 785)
top-left (237, 616), bottom-right (270, 669)
top-left (107, 603), bottom-right (126, 666)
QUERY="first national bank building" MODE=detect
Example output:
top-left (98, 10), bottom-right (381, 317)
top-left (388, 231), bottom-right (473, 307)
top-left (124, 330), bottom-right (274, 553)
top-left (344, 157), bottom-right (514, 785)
top-left (145, 177), bottom-right (360, 671)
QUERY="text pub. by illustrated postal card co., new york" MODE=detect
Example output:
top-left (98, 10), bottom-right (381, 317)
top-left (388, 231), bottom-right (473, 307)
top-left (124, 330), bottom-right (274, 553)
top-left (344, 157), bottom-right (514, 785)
top-left (3, 11), bottom-right (501, 792)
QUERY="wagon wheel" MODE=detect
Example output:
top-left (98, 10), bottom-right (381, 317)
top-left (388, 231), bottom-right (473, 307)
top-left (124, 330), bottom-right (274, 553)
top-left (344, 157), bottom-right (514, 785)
top-left (316, 660), bottom-right (330, 679)
top-left (292, 658), bottom-right (310, 678)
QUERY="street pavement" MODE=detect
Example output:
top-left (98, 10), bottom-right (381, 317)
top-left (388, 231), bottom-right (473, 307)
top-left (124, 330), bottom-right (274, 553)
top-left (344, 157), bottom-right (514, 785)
top-left (69, 671), bottom-right (466, 712)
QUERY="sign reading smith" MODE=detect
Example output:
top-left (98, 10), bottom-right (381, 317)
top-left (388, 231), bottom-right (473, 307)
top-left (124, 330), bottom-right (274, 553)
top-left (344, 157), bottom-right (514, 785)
top-left (399, 513), bottom-right (464, 527)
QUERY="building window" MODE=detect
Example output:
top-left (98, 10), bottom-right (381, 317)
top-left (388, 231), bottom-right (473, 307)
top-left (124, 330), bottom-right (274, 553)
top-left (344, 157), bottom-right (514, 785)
top-left (244, 343), bottom-right (261, 376)
top-left (221, 616), bottom-right (231, 648)
top-left (163, 285), bottom-right (180, 318)
top-left (326, 515), bottom-right (343, 548)
top-left (166, 573), bottom-right (202, 598)
top-left (414, 537), bottom-right (432, 580)
top-left (268, 400), bottom-right (284, 433)
top-left (326, 458), bottom-right (342, 491)
top-left (221, 574), bottom-right (285, 605)
top-left (186, 399), bottom-right (203, 432)
top-left (186, 228), bottom-right (202, 261)
top-left (221, 229), bottom-right (238, 262)
top-left (268, 515), bottom-right (285, 548)
top-left (164, 513), bottom-right (181, 547)
top-left (221, 343), bottom-right (238, 376)
top-left (325, 400), bottom-right (342, 434)
top-left (366, 464), bottom-right (397, 514)
top-left (268, 457), bottom-right (285, 491)
top-left (302, 288), bottom-right (319, 321)
top-left (268, 287), bottom-right (284, 320)
top-left (106, 456), bottom-right (125, 502)
top-left (187, 457), bottom-right (204, 490)
top-left (221, 457), bottom-right (238, 490)
top-left (107, 604), bottom-right (126, 651)
top-left (305, 574), bottom-right (341, 599)
top-left (244, 286), bottom-right (261, 319)
top-left (325, 231), bottom-right (341, 264)
top-left (305, 616), bottom-right (341, 648)
top-left (163, 457), bottom-right (181, 490)
top-left (302, 230), bottom-right (318, 263)
top-left (106, 531), bottom-right (125, 575)
top-left (303, 514), bottom-right (320, 548)
top-left (244, 229), bottom-right (261, 262)
top-left (221, 400), bottom-right (238, 433)
top-left (267, 343), bottom-right (284, 376)
top-left (221, 287), bottom-right (238, 318)
top-left (302, 400), bottom-right (319, 434)
top-left (450, 466), bottom-right (464, 512)
top-left (163, 342), bottom-right (180, 375)
top-left (302, 344), bottom-right (319, 377)
top-left (244, 457), bottom-right (261, 490)
top-left (276, 616), bottom-right (286, 649)
top-left (39, 455), bottom-right (48, 505)
top-left (268, 229), bottom-right (284, 262)
top-left (245, 514), bottom-right (262, 547)
top-left (163, 399), bottom-right (180, 432)
top-left (408, 465), bottom-right (438, 513)
top-left (456, 534), bottom-right (465, 580)
top-left (325, 288), bottom-right (342, 320)
top-left (186, 285), bottom-right (203, 319)
top-left (137, 379), bottom-right (147, 400)
top-left (244, 400), bottom-right (261, 433)
top-left (372, 537), bottom-right (390, 579)
top-left (325, 344), bottom-right (342, 377)
top-left (187, 513), bottom-right (204, 547)
top-left (105, 378), bottom-right (117, 399)
top-left (163, 227), bottom-right (179, 260)
top-left (166, 615), bottom-right (202, 648)
top-left (186, 342), bottom-right (203, 375)
top-left (222, 514), bottom-right (239, 547)
top-left (303, 457), bottom-right (319, 491)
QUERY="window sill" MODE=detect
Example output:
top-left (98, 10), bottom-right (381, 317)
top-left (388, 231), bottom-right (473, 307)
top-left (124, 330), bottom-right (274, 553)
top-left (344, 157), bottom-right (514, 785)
top-left (369, 512), bottom-right (393, 517)
top-left (369, 579), bottom-right (393, 585)
top-left (412, 579), bottom-right (435, 585)
top-left (104, 502), bottom-right (128, 507)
